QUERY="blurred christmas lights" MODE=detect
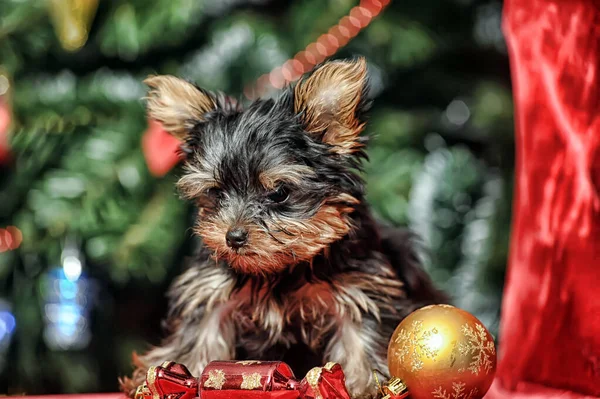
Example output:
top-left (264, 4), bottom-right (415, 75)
top-left (0, 300), bottom-right (15, 370)
top-left (42, 243), bottom-right (92, 350)
top-left (0, 78), bottom-right (11, 165)
top-left (245, 0), bottom-right (391, 98)
top-left (0, 311), bottom-right (15, 342)
top-left (0, 227), bottom-right (22, 252)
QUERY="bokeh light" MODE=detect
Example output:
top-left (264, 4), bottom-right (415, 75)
top-left (43, 267), bottom-right (92, 351)
top-left (0, 227), bottom-right (22, 252)
top-left (0, 311), bottom-right (16, 342)
top-left (248, 0), bottom-right (392, 98)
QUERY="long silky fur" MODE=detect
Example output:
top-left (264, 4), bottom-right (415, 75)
top-left (121, 58), bottom-right (447, 399)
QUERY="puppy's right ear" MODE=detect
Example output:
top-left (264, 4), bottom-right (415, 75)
top-left (144, 75), bottom-right (217, 139)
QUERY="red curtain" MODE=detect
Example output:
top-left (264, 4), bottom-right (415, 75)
top-left (489, 0), bottom-right (600, 397)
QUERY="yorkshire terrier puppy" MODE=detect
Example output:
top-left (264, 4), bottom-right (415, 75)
top-left (121, 58), bottom-right (446, 398)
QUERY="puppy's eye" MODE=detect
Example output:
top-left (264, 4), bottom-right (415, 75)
top-left (267, 186), bottom-right (289, 203)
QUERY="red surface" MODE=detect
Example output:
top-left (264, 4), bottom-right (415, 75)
top-left (10, 395), bottom-right (124, 399)
top-left (490, 0), bottom-right (600, 397)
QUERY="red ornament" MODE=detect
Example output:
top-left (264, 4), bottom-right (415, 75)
top-left (141, 119), bottom-right (182, 177)
top-left (135, 360), bottom-right (351, 399)
top-left (0, 98), bottom-right (12, 165)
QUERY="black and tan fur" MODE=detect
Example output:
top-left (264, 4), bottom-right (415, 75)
top-left (121, 58), bottom-right (446, 398)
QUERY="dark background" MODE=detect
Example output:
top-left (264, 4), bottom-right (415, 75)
top-left (0, 0), bottom-right (513, 394)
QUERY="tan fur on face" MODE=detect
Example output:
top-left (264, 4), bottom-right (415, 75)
top-left (259, 165), bottom-right (316, 190)
top-left (176, 164), bottom-right (218, 200)
top-left (196, 196), bottom-right (358, 275)
top-left (294, 58), bottom-right (367, 154)
top-left (144, 75), bottom-right (216, 139)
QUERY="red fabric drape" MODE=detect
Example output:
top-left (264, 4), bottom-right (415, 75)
top-left (489, 0), bottom-right (600, 397)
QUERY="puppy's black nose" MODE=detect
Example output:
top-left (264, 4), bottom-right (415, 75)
top-left (226, 227), bottom-right (248, 249)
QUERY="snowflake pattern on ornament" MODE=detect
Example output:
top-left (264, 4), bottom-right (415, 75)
top-left (458, 323), bottom-right (496, 375)
top-left (394, 320), bottom-right (441, 372)
top-left (432, 382), bottom-right (479, 399)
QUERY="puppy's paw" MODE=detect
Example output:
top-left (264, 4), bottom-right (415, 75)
top-left (343, 369), bottom-right (378, 399)
top-left (335, 354), bottom-right (378, 399)
top-left (325, 319), bottom-right (386, 399)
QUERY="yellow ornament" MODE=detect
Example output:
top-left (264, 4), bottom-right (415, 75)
top-left (386, 305), bottom-right (496, 399)
top-left (48, 0), bottom-right (99, 51)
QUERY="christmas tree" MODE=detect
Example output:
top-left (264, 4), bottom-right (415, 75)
top-left (0, 0), bottom-right (512, 394)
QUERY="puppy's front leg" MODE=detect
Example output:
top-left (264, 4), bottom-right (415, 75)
top-left (324, 271), bottom-right (405, 399)
top-left (325, 314), bottom-right (388, 399)
top-left (121, 266), bottom-right (236, 396)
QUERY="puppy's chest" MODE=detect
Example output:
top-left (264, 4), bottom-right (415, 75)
top-left (236, 281), bottom-right (338, 335)
top-left (288, 281), bottom-right (338, 324)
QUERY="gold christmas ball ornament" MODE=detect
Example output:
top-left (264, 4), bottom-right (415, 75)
top-left (387, 305), bottom-right (496, 399)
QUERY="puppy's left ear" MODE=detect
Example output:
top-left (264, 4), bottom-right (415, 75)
top-left (294, 58), bottom-right (368, 154)
top-left (144, 75), bottom-right (217, 140)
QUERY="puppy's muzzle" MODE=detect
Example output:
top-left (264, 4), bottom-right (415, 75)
top-left (226, 226), bottom-right (248, 249)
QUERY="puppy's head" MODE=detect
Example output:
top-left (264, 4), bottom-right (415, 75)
top-left (145, 58), bottom-right (370, 275)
